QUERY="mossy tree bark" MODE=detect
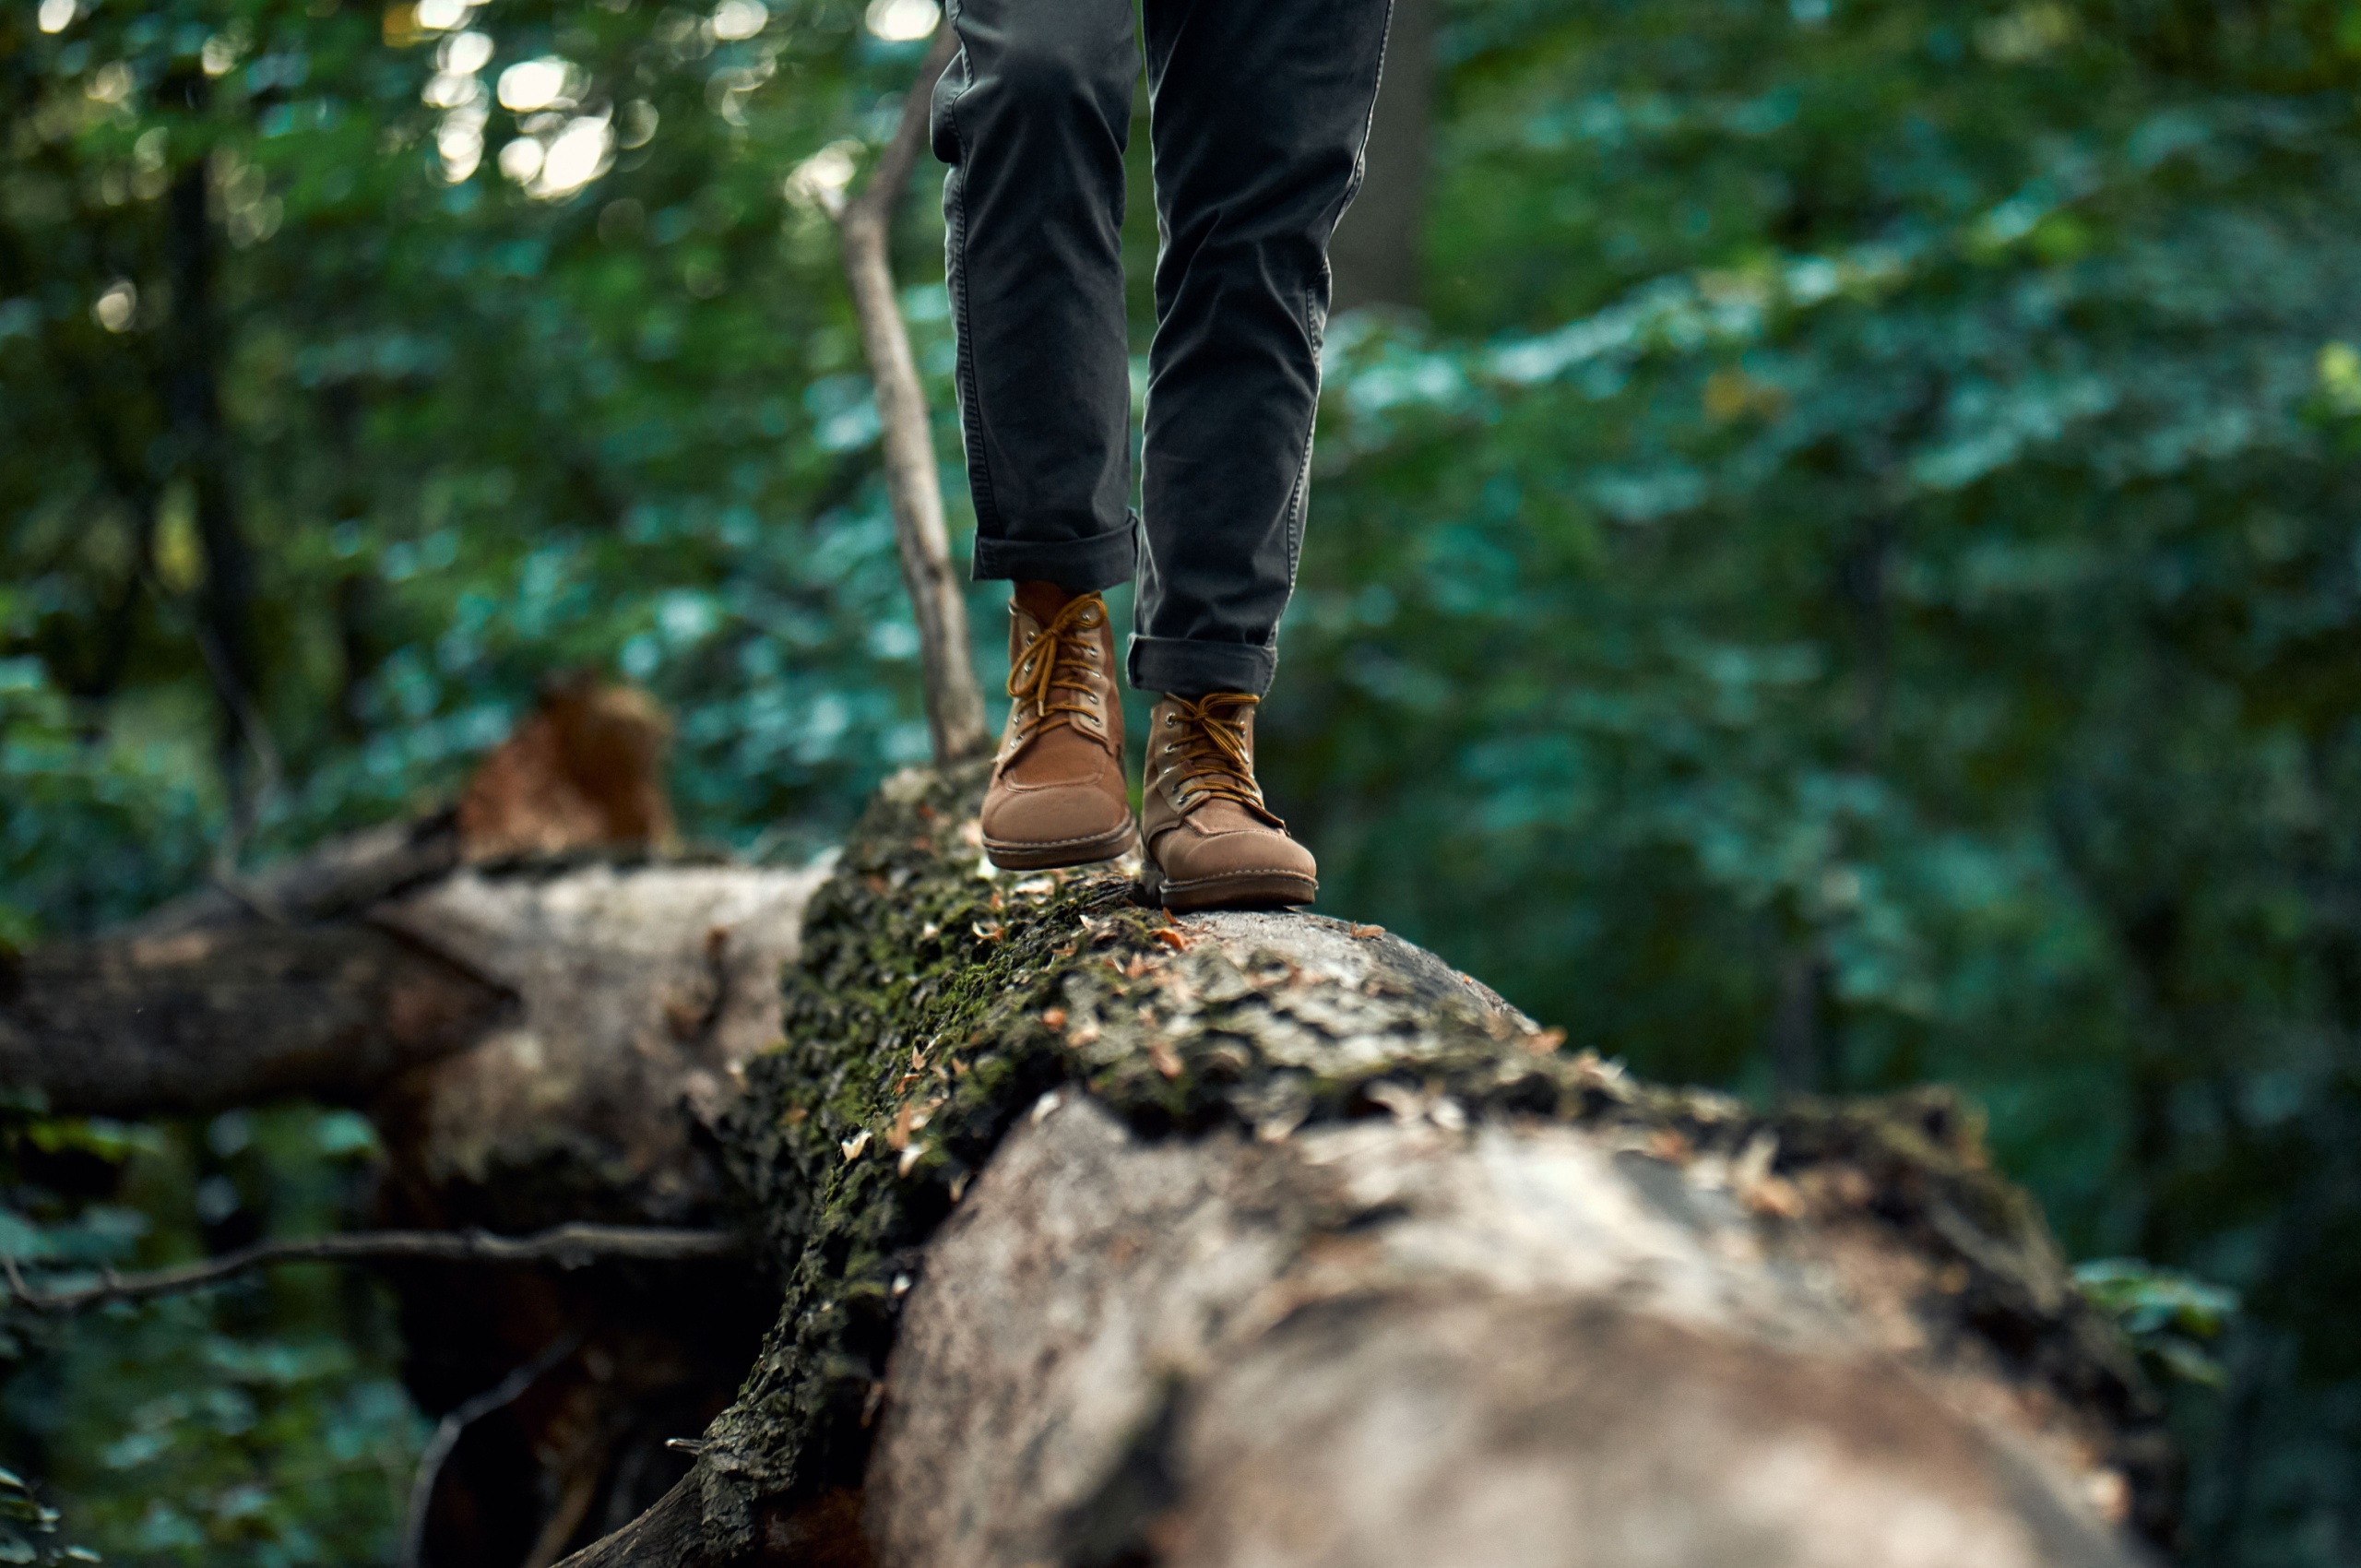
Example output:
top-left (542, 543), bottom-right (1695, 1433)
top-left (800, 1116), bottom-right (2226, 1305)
top-left (2, 737), bottom-right (2175, 1567)
top-left (0, 818), bottom-right (826, 1566)
top-left (565, 766), bottom-right (2175, 1568)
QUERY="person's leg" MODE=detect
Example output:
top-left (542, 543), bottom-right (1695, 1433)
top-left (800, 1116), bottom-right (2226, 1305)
top-left (936, 0), bottom-right (1141, 869)
top-left (933, 0), bottom-right (1141, 593)
top-left (1129, 0), bottom-right (1392, 909)
top-left (1130, 0), bottom-right (1394, 698)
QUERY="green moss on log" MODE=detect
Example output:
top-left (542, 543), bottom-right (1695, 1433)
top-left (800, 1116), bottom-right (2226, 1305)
top-left (683, 765), bottom-right (2170, 1552)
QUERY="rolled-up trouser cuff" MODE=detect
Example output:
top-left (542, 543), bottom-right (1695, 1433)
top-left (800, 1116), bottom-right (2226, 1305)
top-left (970, 513), bottom-right (1139, 592)
top-left (1127, 635), bottom-right (1277, 698)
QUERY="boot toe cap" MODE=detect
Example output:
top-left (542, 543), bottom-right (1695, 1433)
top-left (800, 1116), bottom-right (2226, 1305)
top-left (980, 784), bottom-right (1134, 855)
top-left (1151, 822), bottom-right (1319, 909)
top-left (1185, 827), bottom-right (1316, 883)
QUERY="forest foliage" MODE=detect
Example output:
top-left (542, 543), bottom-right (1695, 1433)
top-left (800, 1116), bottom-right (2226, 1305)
top-left (4, 0), bottom-right (2360, 1560)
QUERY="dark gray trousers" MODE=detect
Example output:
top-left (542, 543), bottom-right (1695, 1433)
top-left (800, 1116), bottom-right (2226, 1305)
top-left (931, 0), bottom-right (1394, 697)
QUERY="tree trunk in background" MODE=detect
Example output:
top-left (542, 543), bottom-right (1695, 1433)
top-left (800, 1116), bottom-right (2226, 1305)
top-left (0, 213), bottom-right (156, 705)
top-left (160, 75), bottom-right (271, 852)
top-left (1769, 943), bottom-right (1831, 1097)
top-left (1329, 0), bottom-right (1434, 312)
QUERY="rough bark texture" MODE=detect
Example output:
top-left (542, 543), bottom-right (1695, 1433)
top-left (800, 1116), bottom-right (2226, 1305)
top-left (564, 765), bottom-right (2170, 1568)
top-left (5, 726), bottom-right (2174, 1567)
top-left (874, 1099), bottom-right (2142, 1568)
top-left (361, 853), bottom-right (825, 1565)
top-left (0, 810), bottom-right (497, 1118)
top-left (0, 825), bottom-right (825, 1565)
top-left (0, 917), bottom-right (508, 1117)
top-left (369, 856), bottom-right (828, 1229)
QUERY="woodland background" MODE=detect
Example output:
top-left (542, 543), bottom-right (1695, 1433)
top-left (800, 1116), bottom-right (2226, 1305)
top-left (3, 0), bottom-right (2359, 1560)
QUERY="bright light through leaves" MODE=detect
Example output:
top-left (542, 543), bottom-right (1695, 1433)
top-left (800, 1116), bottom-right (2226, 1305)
top-left (2319, 341), bottom-right (2361, 414)
top-left (437, 135), bottom-right (481, 179)
top-left (90, 279), bottom-right (135, 332)
top-left (535, 116), bottom-right (611, 197)
top-left (438, 30), bottom-right (493, 75)
top-left (497, 117), bottom-right (612, 199)
top-left (863, 0), bottom-right (940, 42)
top-left (423, 72), bottom-right (482, 109)
top-left (498, 137), bottom-right (542, 184)
top-left (36, 0), bottom-right (75, 33)
top-left (618, 98), bottom-right (659, 148)
top-left (784, 139), bottom-right (860, 209)
top-left (497, 58), bottom-right (574, 113)
top-left (711, 0), bottom-right (768, 41)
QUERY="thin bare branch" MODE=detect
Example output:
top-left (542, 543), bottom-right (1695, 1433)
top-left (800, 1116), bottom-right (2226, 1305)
top-left (833, 27), bottom-right (992, 766)
top-left (842, 27), bottom-right (960, 235)
top-left (4, 1223), bottom-right (743, 1313)
top-left (403, 1334), bottom-right (583, 1568)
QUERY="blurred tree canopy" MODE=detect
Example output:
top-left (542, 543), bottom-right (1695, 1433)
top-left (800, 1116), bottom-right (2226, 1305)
top-left (3, 0), bottom-right (2359, 1561)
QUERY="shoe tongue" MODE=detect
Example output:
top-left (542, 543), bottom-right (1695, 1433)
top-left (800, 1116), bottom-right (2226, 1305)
top-left (1204, 701), bottom-right (1255, 754)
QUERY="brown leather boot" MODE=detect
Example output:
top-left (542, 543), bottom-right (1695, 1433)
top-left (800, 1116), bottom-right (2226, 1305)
top-left (1140, 693), bottom-right (1317, 910)
top-left (980, 592), bottom-right (1136, 870)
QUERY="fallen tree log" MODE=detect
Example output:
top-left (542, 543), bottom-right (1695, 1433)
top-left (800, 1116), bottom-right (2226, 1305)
top-left (0, 837), bottom-right (823, 1564)
top-left (0, 913), bottom-right (509, 1117)
top-left (561, 765), bottom-right (2175, 1568)
top-left (1, 711), bottom-right (2176, 1565)
top-left (324, 848), bottom-right (824, 1565)
top-left (0, 683), bottom-right (836, 1564)
top-left (0, 808), bottom-right (509, 1118)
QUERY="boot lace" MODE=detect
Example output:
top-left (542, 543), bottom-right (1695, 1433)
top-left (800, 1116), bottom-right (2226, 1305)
top-left (1161, 694), bottom-right (1282, 825)
top-left (1006, 594), bottom-right (1107, 742)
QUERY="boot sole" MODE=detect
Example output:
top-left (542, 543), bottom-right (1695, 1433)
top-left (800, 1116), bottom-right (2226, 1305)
top-left (1141, 862), bottom-right (1318, 912)
top-left (983, 820), bottom-right (1140, 872)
